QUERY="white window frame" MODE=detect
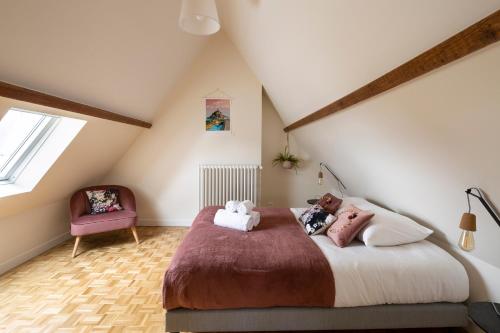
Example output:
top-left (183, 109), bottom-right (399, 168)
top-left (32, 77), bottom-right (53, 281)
top-left (0, 108), bottom-right (60, 185)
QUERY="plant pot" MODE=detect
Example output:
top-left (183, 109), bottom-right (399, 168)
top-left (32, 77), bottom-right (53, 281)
top-left (281, 161), bottom-right (293, 169)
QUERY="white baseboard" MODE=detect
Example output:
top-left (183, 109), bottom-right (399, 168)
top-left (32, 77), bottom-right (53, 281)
top-left (138, 218), bottom-right (192, 227)
top-left (0, 231), bottom-right (72, 276)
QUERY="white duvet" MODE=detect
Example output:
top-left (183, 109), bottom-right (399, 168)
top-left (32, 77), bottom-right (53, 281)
top-left (291, 208), bottom-right (469, 307)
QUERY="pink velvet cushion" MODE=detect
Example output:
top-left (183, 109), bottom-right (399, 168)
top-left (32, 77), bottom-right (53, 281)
top-left (71, 210), bottom-right (137, 236)
top-left (73, 210), bottom-right (136, 225)
top-left (327, 205), bottom-right (374, 247)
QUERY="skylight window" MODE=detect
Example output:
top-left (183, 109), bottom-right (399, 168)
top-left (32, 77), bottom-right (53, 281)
top-left (0, 109), bottom-right (59, 183)
top-left (0, 107), bottom-right (86, 197)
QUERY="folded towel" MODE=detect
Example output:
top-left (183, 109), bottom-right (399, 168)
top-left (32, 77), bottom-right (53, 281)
top-left (225, 200), bottom-right (240, 213)
top-left (250, 211), bottom-right (261, 228)
top-left (237, 200), bottom-right (255, 215)
top-left (214, 209), bottom-right (254, 232)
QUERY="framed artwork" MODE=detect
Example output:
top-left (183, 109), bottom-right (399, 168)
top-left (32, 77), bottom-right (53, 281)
top-left (205, 98), bottom-right (230, 132)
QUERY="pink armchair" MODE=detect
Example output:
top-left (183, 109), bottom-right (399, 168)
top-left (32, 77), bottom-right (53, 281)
top-left (70, 185), bottom-right (139, 257)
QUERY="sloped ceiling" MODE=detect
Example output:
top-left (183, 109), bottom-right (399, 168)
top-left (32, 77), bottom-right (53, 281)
top-left (217, 0), bottom-right (500, 267)
top-left (217, 0), bottom-right (499, 125)
top-left (0, 0), bottom-right (208, 122)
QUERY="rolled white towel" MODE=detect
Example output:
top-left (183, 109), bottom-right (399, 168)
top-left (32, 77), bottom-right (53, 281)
top-left (225, 200), bottom-right (240, 213)
top-left (237, 200), bottom-right (255, 215)
top-left (250, 211), bottom-right (261, 228)
top-left (214, 209), bottom-right (254, 232)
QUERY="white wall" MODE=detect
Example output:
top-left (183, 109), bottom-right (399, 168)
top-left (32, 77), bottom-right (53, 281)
top-left (0, 200), bottom-right (71, 274)
top-left (0, 97), bottom-right (142, 274)
top-left (261, 91), bottom-right (331, 208)
top-left (294, 43), bottom-right (500, 271)
top-left (104, 33), bottom-right (262, 225)
top-left (218, 0), bottom-right (500, 311)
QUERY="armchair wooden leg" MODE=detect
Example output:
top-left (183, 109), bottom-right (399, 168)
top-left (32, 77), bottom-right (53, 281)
top-left (72, 236), bottom-right (81, 258)
top-left (131, 226), bottom-right (139, 245)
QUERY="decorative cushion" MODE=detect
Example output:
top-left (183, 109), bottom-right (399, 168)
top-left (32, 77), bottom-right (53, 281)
top-left (85, 188), bottom-right (123, 215)
top-left (318, 193), bottom-right (342, 214)
top-left (299, 204), bottom-right (337, 235)
top-left (340, 197), bottom-right (433, 246)
top-left (327, 204), bottom-right (374, 247)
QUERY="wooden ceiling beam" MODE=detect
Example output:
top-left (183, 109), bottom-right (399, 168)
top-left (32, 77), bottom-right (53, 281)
top-left (0, 81), bottom-right (152, 128)
top-left (284, 9), bottom-right (500, 132)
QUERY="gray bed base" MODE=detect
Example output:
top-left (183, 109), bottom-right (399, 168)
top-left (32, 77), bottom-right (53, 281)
top-left (165, 303), bottom-right (467, 332)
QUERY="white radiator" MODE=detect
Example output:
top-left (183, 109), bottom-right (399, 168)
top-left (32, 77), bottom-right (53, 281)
top-left (199, 164), bottom-right (262, 210)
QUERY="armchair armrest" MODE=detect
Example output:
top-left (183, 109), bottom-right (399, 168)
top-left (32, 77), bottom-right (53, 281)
top-left (118, 186), bottom-right (136, 211)
top-left (70, 191), bottom-right (89, 221)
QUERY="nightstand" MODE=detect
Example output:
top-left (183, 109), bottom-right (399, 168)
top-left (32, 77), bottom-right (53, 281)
top-left (468, 302), bottom-right (500, 333)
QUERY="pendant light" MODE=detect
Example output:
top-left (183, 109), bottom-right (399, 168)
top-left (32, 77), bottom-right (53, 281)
top-left (179, 0), bottom-right (220, 36)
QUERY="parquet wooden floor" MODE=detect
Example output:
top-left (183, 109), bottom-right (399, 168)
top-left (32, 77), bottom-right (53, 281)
top-left (0, 227), bottom-right (188, 333)
top-left (0, 227), bottom-right (466, 333)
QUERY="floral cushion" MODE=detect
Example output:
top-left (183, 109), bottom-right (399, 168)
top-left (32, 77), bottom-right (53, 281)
top-left (299, 204), bottom-right (337, 235)
top-left (85, 189), bottom-right (123, 215)
top-left (327, 204), bottom-right (374, 247)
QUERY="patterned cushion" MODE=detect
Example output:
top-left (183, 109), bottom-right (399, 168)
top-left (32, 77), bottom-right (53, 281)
top-left (327, 204), bottom-right (374, 247)
top-left (85, 189), bottom-right (123, 215)
top-left (299, 204), bottom-right (337, 235)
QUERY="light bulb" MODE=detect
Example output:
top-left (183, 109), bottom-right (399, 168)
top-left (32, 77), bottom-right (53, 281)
top-left (458, 230), bottom-right (475, 251)
top-left (318, 170), bottom-right (323, 185)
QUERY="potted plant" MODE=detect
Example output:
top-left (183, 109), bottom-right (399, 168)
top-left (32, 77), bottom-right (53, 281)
top-left (272, 146), bottom-right (300, 170)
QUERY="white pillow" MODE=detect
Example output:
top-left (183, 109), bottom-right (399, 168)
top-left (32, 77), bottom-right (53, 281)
top-left (340, 197), bottom-right (433, 246)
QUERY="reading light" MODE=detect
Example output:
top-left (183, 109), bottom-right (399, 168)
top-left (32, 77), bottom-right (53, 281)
top-left (458, 187), bottom-right (500, 251)
top-left (318, 170), bottom-right (323, 185)
top-left (458, 212), bottom-right (476, 251)
top-left (317, 162), bottom-right (347, 194)
top-left (179, 0), bottom-right (220, 36)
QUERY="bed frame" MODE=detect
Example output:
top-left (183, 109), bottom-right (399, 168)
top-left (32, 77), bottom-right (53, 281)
top-left (165, 303), bottom-right (467, 332)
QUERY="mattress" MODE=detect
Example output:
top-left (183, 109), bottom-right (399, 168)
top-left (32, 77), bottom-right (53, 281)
top-left (291, 208), bottom-right (469, 308)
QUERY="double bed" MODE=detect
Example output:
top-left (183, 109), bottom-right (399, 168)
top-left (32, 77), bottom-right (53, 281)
top-left (163, 205), bottom-right (469, 332)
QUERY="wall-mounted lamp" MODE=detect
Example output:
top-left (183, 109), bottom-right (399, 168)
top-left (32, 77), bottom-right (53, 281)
top-left (318, 162), bottom-right (347, 195)
top-left (458, 187), bottom-right (500, 251)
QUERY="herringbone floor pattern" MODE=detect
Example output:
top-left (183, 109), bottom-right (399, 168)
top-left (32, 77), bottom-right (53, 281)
top-left (0, 226), bottom-right (188, 333)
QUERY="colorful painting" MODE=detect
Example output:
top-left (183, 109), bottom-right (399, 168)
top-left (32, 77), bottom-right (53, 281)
top-left (205, 98), bottom-right (230, 131)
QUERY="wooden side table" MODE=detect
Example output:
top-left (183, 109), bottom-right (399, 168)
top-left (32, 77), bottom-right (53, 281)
top-left (468, 302), bottom-right (500, 333)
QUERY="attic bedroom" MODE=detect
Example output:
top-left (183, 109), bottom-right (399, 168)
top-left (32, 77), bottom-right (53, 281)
top-left (0, 1), bottom-right (499, 332)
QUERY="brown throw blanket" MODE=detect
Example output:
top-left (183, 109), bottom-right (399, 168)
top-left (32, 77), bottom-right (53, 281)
top-left (163, 206), bottom-right (335, 310)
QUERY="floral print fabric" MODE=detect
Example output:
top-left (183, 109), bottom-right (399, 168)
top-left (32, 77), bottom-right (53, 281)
top-left (85, 189), bottom-right (123, 215)
top-left (299, 204), bottom-right (337, 235)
